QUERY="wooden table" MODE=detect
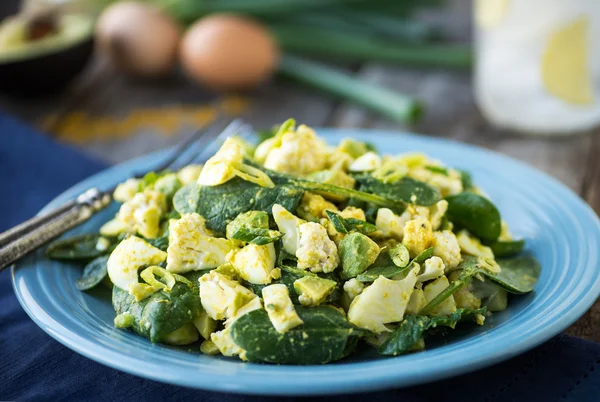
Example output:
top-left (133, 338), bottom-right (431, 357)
top-left (1, 1), bottom-right (598, 341)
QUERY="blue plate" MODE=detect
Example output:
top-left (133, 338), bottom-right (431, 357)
top-left (12, 130), bottom-right (600, 396)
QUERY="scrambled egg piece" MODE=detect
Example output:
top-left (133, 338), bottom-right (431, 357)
top-left (428, 200), bottom-right (449, 231)
top-left (343, 278), bottom-right (365, 301)
top-left (349, 152), bottom-right (382, 172)
top-left (107, 236), bottom-right (167, 291)
top-left (375, 208), bottom-right (412, 240)
top-left (431, 230), bottom-right (462, 271)
top-left (272, 204), bottom-right (305, 254)
top-left (423, 276), bottom-right (457, 316)
top-left (198, 270), bottom-right (257, 321)
top-left (211, 297), bottom-right (263, 359)
top-left (294, 276), bottom-right (337, 306)
top-left (228, 243), bottom-right (276, 285)
top-left (348, 266), bottom-right (419, 333)
top-left (449, 271), bottom-right (482, 310)
top-left (417, 257), bottom-right (446, 283)
top-left (409, 166), bottom-right (463, 197)
top-left (340, 206), bottom-right (366, 221)
top-left (166, 213), bottom-right (237, 273)
top-left (457, 230), bottom-right (495, 259)
top-left (198, 137), bottom-right (273, 187)
top-left (177, 164), bottom-right (203, 185)
top-left (402, 218), bottom-right (433, 258)
top-left (406, 288), bottom-right (426, 315)
top-left (262, 284), bottom-right (304, 333)
top-left (113, 178), bottom-right (140, 202)
top-left (116, 190), bottom-right (167, 239)
top-left (296, 222), bottom-right (339, 273)
top-left (296, 192), bottom-right (338, 221)
top-left (256, 123), bottom-right (329, 176)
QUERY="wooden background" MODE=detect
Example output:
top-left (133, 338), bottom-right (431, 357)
top-left (1, 1), bottom-right (598, 340)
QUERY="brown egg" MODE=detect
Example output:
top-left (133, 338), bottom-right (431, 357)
top-left (96, 2), bottom-right (181, 77)
top-left (180, 14), bottom-right (279, 91)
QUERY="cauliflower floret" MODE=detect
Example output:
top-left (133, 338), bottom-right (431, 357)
top-left (349, 152), bottom-right (382, 172)
top-left (423, 275), bottom-right (457, 316)
top-left (343, 278), bottom-right (365, 301)
top-left (228, 243), bottom-right (276, 285)
top-left (166, 213), bottom-right (237, 273)
top-left (117, 190), bottom-right (167, 239)
top-left (177, 164), bottom-right (203, 185)
top-left (296, 193), bottom-right (338, 221)
top-left (348, 266), bottom-right (419, 333)
top-left (375, 208), bottom-right (412, 240)
top-left (260, 123), bottom-right (329, 176)
top-left (198, 137), bottom-right (273, 187)
top-left (457, 230), bottom-right (494, 259)
top-left (339, 206), bottom-right (366, 221)
top-left (431, 230), bottom-right (462, 271)
top-left (272, 204), bottom-right (305, 254)
top-left (199, 270), bottom-right (257, 321)
top-left (402, 218), bottom-right (433, 258)
top-left (294, 276), bottom-right (337, 307)
top-left (417, 256), bottom-right (446, 282)
top-left (113, 178), bottom-right (140, 202)
top-left (107, 236), bottom-right (167, 291)
top-left (296, 222), bottom-right (339, 273)
top-left (428, 200), bottom-right (448, 231)
top-left (262, 284), bottom-right (304, 333)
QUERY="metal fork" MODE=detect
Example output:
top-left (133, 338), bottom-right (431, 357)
top-left (0, 117), bottom-right (246, 272)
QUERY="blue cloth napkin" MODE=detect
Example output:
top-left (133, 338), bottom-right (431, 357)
top-left (1, 112), bottom-right (599, 402)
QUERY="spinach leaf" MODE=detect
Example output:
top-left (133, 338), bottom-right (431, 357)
top-left (146, 235), bottom-right (169, 251)
top-left (378, 308), bottom-right (487, 356)
top-left (230, 306), bottom-right (369, 364)
top-left (486, 239), bottom-right (525, 258)
top-left (445, 192), bottom-right (502, 241)
top-left (325, 210), bottom-right (377, 235)
top-left (46, 234), bottom-right (114, 261)
top-left (484, 256), bottom-right (541, 294)
top-left (76, 255), bottom-right (109, 291)
top-left (354, 174), bottom-right (441, 206)
top-left (112, 272), bottom-right (203, 343)
top-left (227, 211), bottom-right (282, 245)
top-left (173, 180), bottom-right (304, 235)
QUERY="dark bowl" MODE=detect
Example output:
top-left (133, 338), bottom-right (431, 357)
top-left (0, 35), bottom-right (94, 97)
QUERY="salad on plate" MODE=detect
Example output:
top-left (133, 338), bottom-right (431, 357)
top-left (46, 119), bottom-right (541, 364)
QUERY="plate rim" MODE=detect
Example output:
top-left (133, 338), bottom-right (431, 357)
top-left (11, 129), bottom-right (600, 396)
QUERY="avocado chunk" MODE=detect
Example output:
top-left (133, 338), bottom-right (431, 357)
top-left (339, 232), bottom-right (380, 280)
top-left (293, 276), bottom-right (337, 306)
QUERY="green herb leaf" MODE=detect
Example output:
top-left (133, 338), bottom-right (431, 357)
top-left (46, 234), bottom-right (114, 261)
top-left (459, 170), bottom-right (473, 191)
top-left (424, 166), bottom-right (448, 175)
top-left (484, 256), bottom-right (541, 294)
top-left (412, 247), bottom-right (434, 264)
top-left (76, 255), bottom-right (109, 291)
top-left (325, 210), bottom-right (377, 235)
top-left (146, 235), bottom-right (169, 251)
top-left (354, 174), bottom-right (440, 206)
top-left (112, 271), bottom-right (203, 343)
top-left (232, 227), bottom-right (283, 245)
top-left (445, 192), bottom-right (502, 241)
top-left (230, 306), bottom-right (369, 364)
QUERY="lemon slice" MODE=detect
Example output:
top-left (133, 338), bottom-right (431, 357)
top-left (475, 0), bottom-right (511, 29)
top-left (541, 16), bottom-right (594, 105)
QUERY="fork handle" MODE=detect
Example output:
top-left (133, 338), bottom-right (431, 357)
top-left (0, 188), bottom-right (111, 272)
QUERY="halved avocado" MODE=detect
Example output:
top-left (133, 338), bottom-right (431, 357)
top-left (0, 13), bottom-right (94, 96)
